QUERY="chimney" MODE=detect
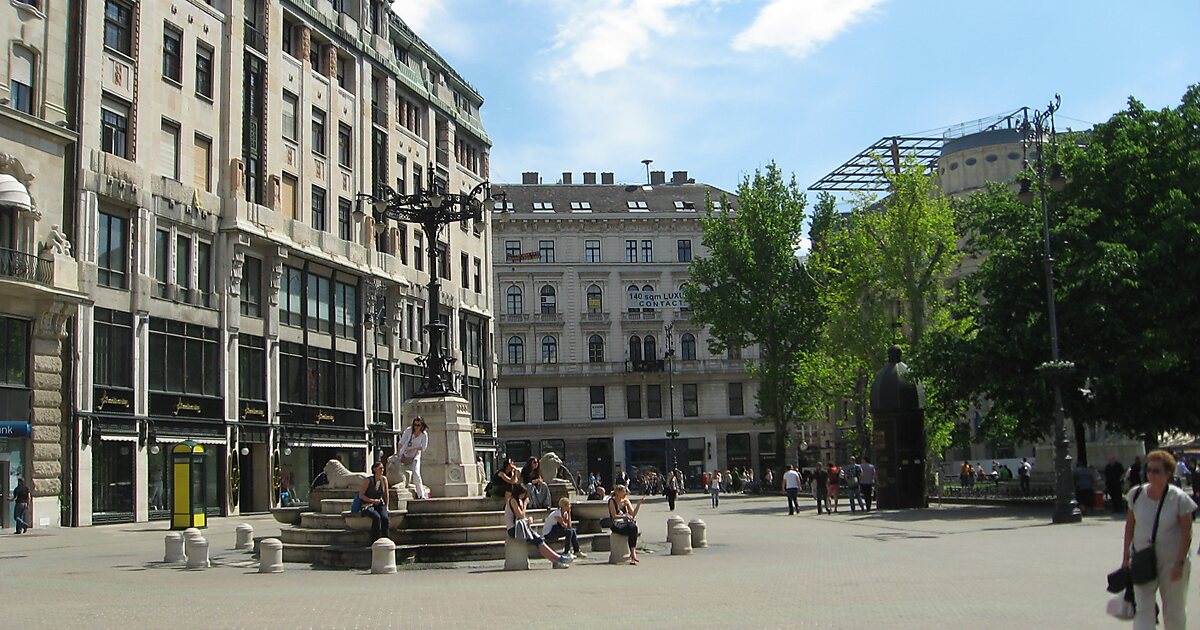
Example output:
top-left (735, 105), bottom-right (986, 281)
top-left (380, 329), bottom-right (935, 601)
top-left (650, 170), bottom-right (666, 185)
top-left (601, 172), bottom-right (615, 184)
top-left (671, 171), bottom-right (688, 185)
top-left (583, 172), bottom-right (597, 184)
top-left (561, 172), bottom-right (572, 184)
top-left (522, 171), bottom-right (539, 185)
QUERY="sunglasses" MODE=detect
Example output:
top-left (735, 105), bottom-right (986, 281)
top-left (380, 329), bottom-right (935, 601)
top-left (1146, 467), bottom-right (1167, 475)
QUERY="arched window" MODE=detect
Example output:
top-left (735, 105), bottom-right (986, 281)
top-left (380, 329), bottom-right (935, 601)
top-left (507, 336), bottom-right (524, 364)
top-left (681, 333), bottom-right (697, 361)
top-left (627, 284), bottom-right (640, 313)
top-left (541, 335), bottom-right (558, 364)
top-left (505, 286), bottom-right (522, 314)
top-left (540, 285), bottom-right (556, 314)
top-left (679, 282), bottom-right (691, 312)
top-left (643, 334), bottom-right (657, 361)
top-left (588, 335), bottom-right (604, 363)
top-left (641, 284), bottom-right (654, 313)
top-left (586, 284), bottom-right (603, 314)
top-left (628, 335), bottom-right (642, 362)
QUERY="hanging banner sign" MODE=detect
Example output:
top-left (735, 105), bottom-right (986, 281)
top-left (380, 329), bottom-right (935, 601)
top-left (505, 252), bottom-right (540, 262)
top-left (0, 421), bottom-right (33, 438)
top-left (626, 291), bottom-right (689, 310)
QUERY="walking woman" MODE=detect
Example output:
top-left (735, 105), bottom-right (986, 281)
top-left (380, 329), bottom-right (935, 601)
top-left (357, 462), bottom-right (390, 541)
top-left (398, 417), bottom-right (429, 499)
top-left (1122, 449), bottom-right (1196, 630)
top-left (608, 485), bottom-right (646, 564)
top-left (506, 484), bottom-right (572, 569)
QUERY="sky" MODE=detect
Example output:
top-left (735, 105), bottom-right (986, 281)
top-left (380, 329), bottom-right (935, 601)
top-left (391, 0), bottom-right (1200, 194)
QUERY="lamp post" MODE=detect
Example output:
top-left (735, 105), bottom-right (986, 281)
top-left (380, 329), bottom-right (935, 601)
top-left (664, 323), bottom-right (678, 473)
top-left (358, 174), bottom-right (490, 398)
top-left (1018, 95), bottom-right (1080, 524)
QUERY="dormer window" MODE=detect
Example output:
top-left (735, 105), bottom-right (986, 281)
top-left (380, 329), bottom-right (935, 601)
top-left (532, 202), bottom-right (554, 212)
top-left (626, 200), bottom-right (648, 210)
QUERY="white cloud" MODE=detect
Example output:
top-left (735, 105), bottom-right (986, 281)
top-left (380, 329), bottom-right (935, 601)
top-left (390, 0), bottom-right (478, 58)
top-left (390, 0), bottom-right (440, 33)
top-left (732, 0), bottom-right (886, 59)
top-left (545, 0), bottom-right (706, 78)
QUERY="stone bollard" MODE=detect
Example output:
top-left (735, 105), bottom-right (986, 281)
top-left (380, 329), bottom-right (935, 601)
top-left (371, 538), bottom-right (397, 574)
top-left (164, 532), bottom-right (186, 563)
top-left (235, 524), bottom-right (254, 550)
top-left (258, 538), bottom-right (284, 573)
top-left (608, 532), bottom-right (632, 564)
top-left (503, 538), bottom-right (530, 571)
top-left (186, 538), bottom-right (210, 569)
top-left (183, 529), bottom-right (204, 560)
top-left (688, 519), bottom-right (707, 548)
top-left (666, 515), bottom-right (685, 541)
top-left (670, 522), bottom-right (693, 555)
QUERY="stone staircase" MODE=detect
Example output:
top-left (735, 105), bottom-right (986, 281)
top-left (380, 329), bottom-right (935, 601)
top-left (276, 493), bottom-right (607, 569)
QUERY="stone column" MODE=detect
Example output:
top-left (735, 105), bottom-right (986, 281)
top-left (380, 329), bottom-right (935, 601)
top-left (30, 303), bottom-right (71, 527)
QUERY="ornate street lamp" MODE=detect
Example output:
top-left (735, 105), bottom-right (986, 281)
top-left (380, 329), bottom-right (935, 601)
top-left (1018, 95), bottom-right (1080, 524)
top-left (664, 323), bottom-right (679, 473)
top-left (357, 175), bottom-right (490, 398)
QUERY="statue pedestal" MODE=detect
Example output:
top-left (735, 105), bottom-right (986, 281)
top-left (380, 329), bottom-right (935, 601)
top-left (402, 395), bottom-right (482, 498)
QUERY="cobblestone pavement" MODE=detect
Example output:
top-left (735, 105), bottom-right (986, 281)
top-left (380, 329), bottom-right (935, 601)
top-left (1, 493), bottom-right (1186, 629)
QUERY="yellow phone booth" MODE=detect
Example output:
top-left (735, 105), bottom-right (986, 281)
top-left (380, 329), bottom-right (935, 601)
top-left (171, 441), bottom-right (208, 529)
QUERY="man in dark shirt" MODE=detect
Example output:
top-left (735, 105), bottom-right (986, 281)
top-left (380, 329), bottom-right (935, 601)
top-left (13, 477), bottom-right (31, 534)
top-left (813, 463), bottom-right (829, 514)
top-left (1103, 455), bottom-right (1126, 513)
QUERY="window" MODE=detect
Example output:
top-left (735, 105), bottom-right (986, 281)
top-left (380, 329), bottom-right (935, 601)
top-left (628, 335), bottom-right (642, 362)
top-left (643, 334), bottom-right (657, 361)
top-left (311, 107), bottom-right (326, 154)
top-left (681, 333), bottom-right (697, 361)
top-left (509, 388), bottom-right (525, 422)
top-left (174, 234), bottom-right (192, 292)
top-left (626, 200), bottom-right (649, 210)
top-left (542, 387), bottom-right (559, 421)
top-left (505, 286), bottom-right (522, 314)
top-left (281, 173), bottom-right (298, 220)
top-left (728, 383), bottom-right (744, 416)
top-left (337, 123), bottom-right (352, 167)
top-left (281, 19), bottom-right (296, 58)
top-left (373, 365), bottom-right (392, 416)
top-left (282, 92), bottom-right (298, 141)
top-left (104, 0), bottom-right (133, 55)
top-left (437, 242), bottom-right (450, 280)
top-left (280, 266), bottom-right (303, 327)
top-left (570, 201), bottom-right (592, 211)
top-left (334, 281), bottom-right (356, 338)
top-left (507, 336), bottom-right (524, 364)
top-left (195, 44), bottom-right (214, 98)
top-left (148, 319), bottom-right (219, 396)
top-left (590, 386), bottom-right (605, 419)
top-left (626, 385), bottom-right (641, 419)
top-left (100, 99), bottom-right (130, 158)
top-left (9, 46), bottom-right (34, 115)
top-left (727, 345), bottom-right (742, 360)
top-left (334, 351), bottom-right (359, 409)
top-left (396, 226), bottom-right (407, 263)
top-left (92, 309), bottom-right (131, 389)
top-left (586, 284), bottom-right (602, 313)
top-left (154, 229), bottom-right (169, 297)
top-left (336, 198), bottom-right (352, 241)
top-left (193, 134), bottom-right (212, 191)
top-left (311, 186), bottom-right (327, 231)
top-left (159, 119), bottom-right (180, 180)
top-left (336, 56), bottom-right (353, 92)
top-left (306, 273), bottom-right (332, 333)
top-left (538, 240), bottom-right (555, 263)
top-left (627, 284), bottom-right (639, 313)
top-left (460, 252), bottom-right (470, 288)
top-left (505, 240), bottom-right (520, 260)
top-left (162, 23), bottom-right (183, 83)
top-left (646, 384), bottom-right (662, 418)
top-left (539, 285), bottom-right (556, 314)
top-left (506, 440), bottom-right (532, 462)
top-left (240, 256), bottom-right (262, 317)
top-left (641, 239), bottom-right (653, 262)
top-left (588, 335), bottom-right (604, 363)
top-left (466, 321), bottom-right (482, 366)
top-left (683, 383), bottom-right (698, 417)
top-left (97, 211), bottom-right (127, 288)
top-left (625, 240), bottom-right (637, 263)
top-left (541, 336), bottom-right (557, 364)
top-left (414, 231), bottom-right (423, 270)
top-left (239, 335), bottom-right (267, 401)
top-left (641, 284), bottom-right (654, 313)
top-left (473, 258), bottom-right (482, 293)
top-left (532, 202), bottom-right (553, 212)
top-left (585, 239), bottom-right (601, 262)
top-left (677, 239), bottom-right (692, 262)
top-left (197, 241), bottom-right (212, 300)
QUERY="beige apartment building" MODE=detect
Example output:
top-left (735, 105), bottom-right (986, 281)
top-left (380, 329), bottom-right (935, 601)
top-left (69, 0), bottom-right (494, 524)
top-left (492, 171), bottom-right (783, 489)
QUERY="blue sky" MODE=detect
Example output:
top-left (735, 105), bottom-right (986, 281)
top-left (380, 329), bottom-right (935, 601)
top-left (393, 0), bottom-right (1200, 194)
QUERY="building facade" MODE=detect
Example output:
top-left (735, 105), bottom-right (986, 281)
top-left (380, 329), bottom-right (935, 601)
top-left (1, 0), bottom-right (84, 529)
top-left (493, 171), bottom-right (778, 489)
top-left (69, 0), bottom-right (494, 525)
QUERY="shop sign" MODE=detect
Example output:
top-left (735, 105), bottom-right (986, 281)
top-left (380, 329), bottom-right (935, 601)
top-left (0, 421), bottom-right (33, 438)
top-left (279, 404), bottom-right (364, 428)
top-left (149, 393), bottom-right (223, 419)
top-left (94, 387), bottom-right (134, 414)
top-left (239, 401), bottom-right (268, 423)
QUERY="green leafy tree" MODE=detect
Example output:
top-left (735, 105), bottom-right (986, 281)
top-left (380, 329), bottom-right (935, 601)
top-left (685, 163), bottom-right (825, 480)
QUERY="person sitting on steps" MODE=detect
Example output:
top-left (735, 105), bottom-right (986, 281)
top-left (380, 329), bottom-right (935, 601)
top-left (357, 462), bottom-right (390, 541)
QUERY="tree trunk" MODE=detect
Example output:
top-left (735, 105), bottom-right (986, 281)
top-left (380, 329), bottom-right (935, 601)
top-left (775, 421), bottom-right (788, 490)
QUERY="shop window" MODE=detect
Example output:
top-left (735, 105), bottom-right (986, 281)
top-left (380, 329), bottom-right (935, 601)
top-left (92, 309), bottom-right (132, 389)
top-left (148, 319), bottom-right (219, 396)
top-left (238, 335), bottom-right (266, 401)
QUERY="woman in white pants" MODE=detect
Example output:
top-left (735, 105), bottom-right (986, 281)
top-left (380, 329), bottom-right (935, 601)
top-left (1122, 449), bottom-right (1195, 630)
top-left (399, 417), bottom-right (429, 499)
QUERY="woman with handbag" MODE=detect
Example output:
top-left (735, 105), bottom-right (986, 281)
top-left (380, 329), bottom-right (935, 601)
top-left (506, 484), bottom-right (572, 569)
top-left (608, 485), bottom-right (646, 564)
top-left (398, 417), bottom-right (429, 499)
top-left (356, 462), bottom-right (390, 541)
top-left (1121, 449), bottom-right (1196, 630)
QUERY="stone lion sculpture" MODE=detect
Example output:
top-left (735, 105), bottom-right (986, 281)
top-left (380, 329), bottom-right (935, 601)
top-left (385, 452), bottom-right (430, 497)
top-left (540, 452), bottom-right (565, 482)
top-left (322, 459), bottom-right (369, 489)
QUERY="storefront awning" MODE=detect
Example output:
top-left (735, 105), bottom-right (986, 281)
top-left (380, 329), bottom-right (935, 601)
top-left (0, 174), bottom-right (32, 212)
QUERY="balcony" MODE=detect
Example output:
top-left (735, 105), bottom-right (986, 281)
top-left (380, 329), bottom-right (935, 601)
top-left (0, 248), bottom-right (52, 285)
top-left (627, 359), bottom-right (665, 373)
top-left (622, 311), bottom-right (663, 322)
top-left (581, 312), bottom-right (610, 323)
top-left (499, 313), bottom-right (530, 325)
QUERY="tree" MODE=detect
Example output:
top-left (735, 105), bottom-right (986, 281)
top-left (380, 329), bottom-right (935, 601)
top-left (685, 163), bottom-right (824, 481)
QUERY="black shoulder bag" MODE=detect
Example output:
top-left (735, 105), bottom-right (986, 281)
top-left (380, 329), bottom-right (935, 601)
top-left (1130, 485), bottom-right (1169, 585)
